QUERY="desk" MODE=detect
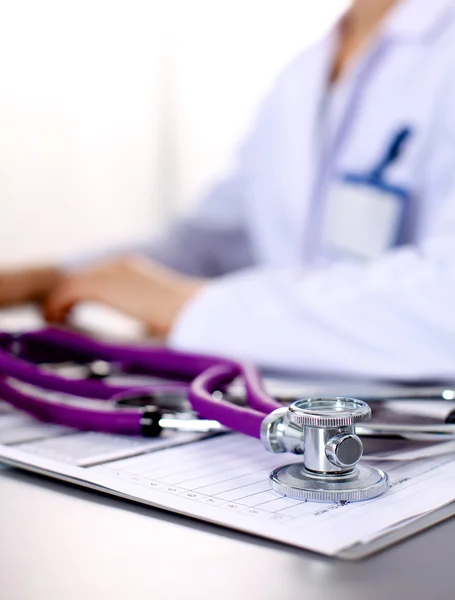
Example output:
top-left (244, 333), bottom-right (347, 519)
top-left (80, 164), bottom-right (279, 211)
top-left (0, 464), bottom-right (453, 600)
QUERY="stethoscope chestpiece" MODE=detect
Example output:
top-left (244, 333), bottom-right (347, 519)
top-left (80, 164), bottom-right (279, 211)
top-left (264, 397), bottom-right (390, 503)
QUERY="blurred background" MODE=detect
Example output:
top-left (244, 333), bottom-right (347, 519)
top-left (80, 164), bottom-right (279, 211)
top-left (0, 0), bottom-right (346, 265)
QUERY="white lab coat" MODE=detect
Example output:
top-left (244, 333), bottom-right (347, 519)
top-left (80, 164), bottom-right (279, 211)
top-left (151, 0), bottom-right (455, 380)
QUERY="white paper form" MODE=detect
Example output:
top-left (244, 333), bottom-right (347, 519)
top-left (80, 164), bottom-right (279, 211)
top-left (2, 413), bottom-right (455, 557)
top-left (85, 435), bottom-right (455, 554)
top-left (0, 403), bottom-right (205, 465)
top-left (0, 402), bottom-right (73, 445)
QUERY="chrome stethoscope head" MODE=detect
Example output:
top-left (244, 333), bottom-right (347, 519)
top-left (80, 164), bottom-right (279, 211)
top-left (261, 397), bottom-right (390, 502)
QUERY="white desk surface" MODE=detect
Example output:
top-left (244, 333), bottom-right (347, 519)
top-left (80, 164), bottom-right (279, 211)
top-left (0, 463), bottom-right (454, 600)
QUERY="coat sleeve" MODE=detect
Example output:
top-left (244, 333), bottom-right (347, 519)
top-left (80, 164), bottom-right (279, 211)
top-left (169, 189), bottom-right (455, 381)
top-left (141, 170), bottom-right (255, 277)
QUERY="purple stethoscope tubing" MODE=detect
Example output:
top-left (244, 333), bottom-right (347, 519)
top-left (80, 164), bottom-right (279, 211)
top-left (0, 328), bottom-right (280, 438)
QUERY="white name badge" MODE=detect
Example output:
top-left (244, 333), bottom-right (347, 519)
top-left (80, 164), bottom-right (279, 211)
top-left (321, 180), bottom-right (407, 261)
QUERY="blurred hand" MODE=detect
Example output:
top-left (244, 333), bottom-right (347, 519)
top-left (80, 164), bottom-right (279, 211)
top-left (0, 266), bottom-right (63, 308)
top-left (44, 256), bottom-right (205, 338)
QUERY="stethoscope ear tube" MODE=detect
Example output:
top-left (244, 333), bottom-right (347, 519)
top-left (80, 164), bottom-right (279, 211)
top-left (0, 376), bottom-right (143, 435)
top-left (0, 328), bottom-right (282, 438)
top-left (188, 363), bottom-right (281, 439)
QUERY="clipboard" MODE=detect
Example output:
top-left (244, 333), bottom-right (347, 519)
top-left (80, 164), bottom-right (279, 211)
top-left (2, 450), bottom-right (455, 561)
top-left (1, 411), bottom-right (455, 560)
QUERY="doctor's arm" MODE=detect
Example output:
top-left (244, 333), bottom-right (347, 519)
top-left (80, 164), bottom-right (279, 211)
top-left (169, 195), bottom-right (455, 381)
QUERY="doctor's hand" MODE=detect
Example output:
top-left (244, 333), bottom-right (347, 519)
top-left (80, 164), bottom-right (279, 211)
top-left (43, 256), bottom-right (205, 338)
top-left (0, 266), bottom-right (63, 308)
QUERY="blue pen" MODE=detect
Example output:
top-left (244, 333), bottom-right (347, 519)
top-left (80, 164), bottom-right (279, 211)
top-left (343, 127), bottom-right (413, 193)
top-left (370, 127), bottom-right (413, 182)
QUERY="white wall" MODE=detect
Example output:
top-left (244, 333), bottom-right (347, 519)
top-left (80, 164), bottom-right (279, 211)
top-left (0, 0), bottom-right (346, 265)
top-left (0, 0), bottom-right (165, 264)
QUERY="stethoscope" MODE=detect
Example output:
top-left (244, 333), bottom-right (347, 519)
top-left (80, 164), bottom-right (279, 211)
top-left (1, 328), bottom-right (454, 503)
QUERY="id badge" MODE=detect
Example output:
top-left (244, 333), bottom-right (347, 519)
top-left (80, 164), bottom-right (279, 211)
top-left (321, 174), bottom-right (409, 261)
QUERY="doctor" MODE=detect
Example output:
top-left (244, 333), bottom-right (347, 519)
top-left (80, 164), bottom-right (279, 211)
top-left (2, 0), bottom-right (455, 380)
